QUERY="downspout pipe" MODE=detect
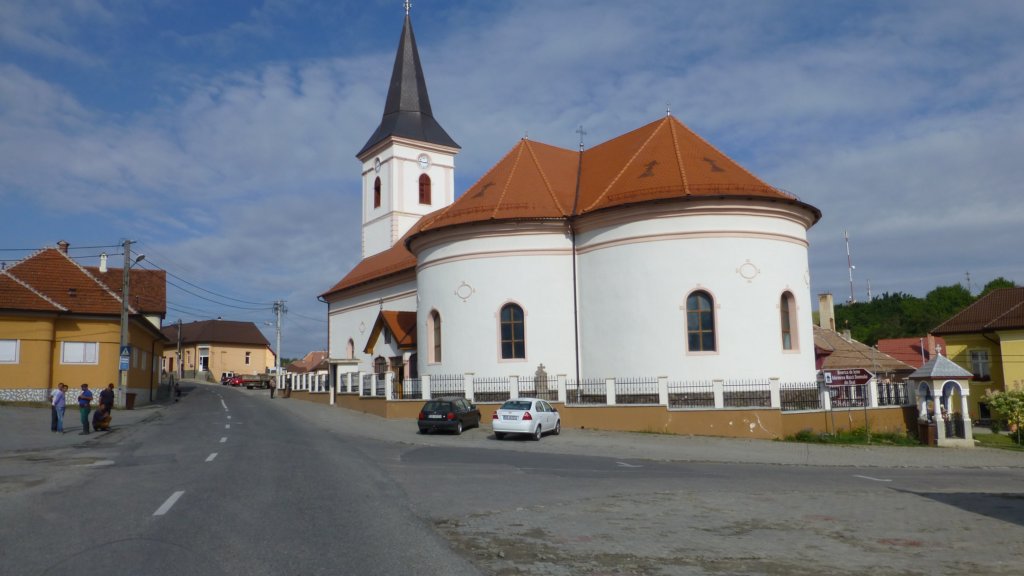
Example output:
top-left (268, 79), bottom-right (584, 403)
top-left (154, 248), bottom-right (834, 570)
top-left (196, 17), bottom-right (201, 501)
top-left (569, 140), bottom-right (584, 385)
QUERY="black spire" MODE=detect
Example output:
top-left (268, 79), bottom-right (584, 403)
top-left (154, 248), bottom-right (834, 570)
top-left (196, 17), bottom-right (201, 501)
top-left (357, 11), bottom-right (459, 158)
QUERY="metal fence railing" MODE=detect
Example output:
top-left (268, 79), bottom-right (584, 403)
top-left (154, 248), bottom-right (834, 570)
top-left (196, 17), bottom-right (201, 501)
top-left (473, 376), bottom-right (511, 403)
top-left (614, 377), bottom-right (660, 405)
top-left (667, 380), bottom-right (715, 408)
top-left (429, 374), bottom-right (464, 398)
top-left (876, 381), bottom-right (908, 407)
top-left (565, 378), bottom-right (607, 406)
top-left (829, 384), bottom-right (866, 408)
top-left (392, 378), bottom-right (422, 400)
top-left (517, 376), bottom-right (558, 401)
top-left (723, 380), bottom-right (771, 408)
top-left (780, 382), bottom-right (821, 411)
top-left (361, 373), bottom-right (372, 396)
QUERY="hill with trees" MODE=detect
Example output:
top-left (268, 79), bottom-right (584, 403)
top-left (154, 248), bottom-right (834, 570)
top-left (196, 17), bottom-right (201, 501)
top-left (829, 277), bottom-right (1016, 346)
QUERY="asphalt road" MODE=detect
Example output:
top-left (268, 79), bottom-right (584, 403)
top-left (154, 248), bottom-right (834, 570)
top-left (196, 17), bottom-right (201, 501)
top-left (3, 383), bottom-right (1023, 576)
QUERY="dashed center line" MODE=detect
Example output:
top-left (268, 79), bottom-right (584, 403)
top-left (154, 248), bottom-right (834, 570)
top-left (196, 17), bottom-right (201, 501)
top-left (220, 436), bottom-right (227, 443)
top-left (220, 399), bottom-right (228, 412)
top-left (854, 474), bottom-right (892, 482)
top-left (225, 424), bottom-right (230, 429)
top-left (153, 491), bottom-right (185, 516)
top-left (206, 453), bottom-right (218, 462)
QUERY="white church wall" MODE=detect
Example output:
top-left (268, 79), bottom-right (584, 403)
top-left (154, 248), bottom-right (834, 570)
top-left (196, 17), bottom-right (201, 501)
top-left (326, 277), bottom-right (417, 372)
top-left (576, 204), bottom-right (817, 382)
top-left (414, 226), bottom-right (577, 378)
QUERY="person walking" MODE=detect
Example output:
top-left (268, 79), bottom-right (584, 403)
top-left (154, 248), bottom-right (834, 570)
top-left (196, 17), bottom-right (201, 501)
top-left (78, 384), bottom-right (93, 435)
top-left (53, 384), bottom-right (67, 433)
top-left (269, 377), bottom-right (276, 399)
top-left (99, 383), bottom-right (115, 413)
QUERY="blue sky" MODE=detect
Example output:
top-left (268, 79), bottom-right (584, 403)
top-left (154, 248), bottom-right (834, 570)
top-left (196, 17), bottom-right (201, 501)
top-left (2, 0), bottom-right (1022, 358)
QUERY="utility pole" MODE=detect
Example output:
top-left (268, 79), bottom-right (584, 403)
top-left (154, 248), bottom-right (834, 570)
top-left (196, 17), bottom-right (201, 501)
top-left (176, 318), bottom-right (183, 379)
top-left (118, 239), bottom-right (144, 408)
top-left (274, 300), bottom-right (286, 391)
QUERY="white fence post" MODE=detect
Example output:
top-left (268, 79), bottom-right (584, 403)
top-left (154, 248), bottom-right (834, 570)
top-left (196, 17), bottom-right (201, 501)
top-left (370, 373), bottom-right (377, 397)
top-left (465, 373), bottom-right (475, 402)
top-left (510, 375), bottom-right (519, 400)
top-left (868, 378), bottom-right (879, 408)
top-left (330, 379), bottom-right (336, 405)
top-left (422, 375), bottom-right (432, 400)
top-left (769, 378), bottom-right (781, 409)
top-left (606, 378), bottom-right (616, 406)
top-left (713, 379), bottom-right (725, 409)
top-left (819, 380), bottom-right (832, 411)
top-left (658, 376), bottom-right (668, 406)
top-left (557, 374), bottom-right (566, 404)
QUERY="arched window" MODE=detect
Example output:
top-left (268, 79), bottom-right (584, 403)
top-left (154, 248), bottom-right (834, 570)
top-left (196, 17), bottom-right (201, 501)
top-left (500, 303), bottom-right (525, 359)
top-left (374, 356), bottom-right (387, 377)
top-left (346, 339), bottom-right (355, 360)
top-left (428, 310), bottom-right (442, 363)
top-left (686, 291), bottom-right (716, 352)
top-left (780, 292), bottom-right (797, 350)
top-left (373, 177), bottom-right (381, 208)
top-left (418, 174), bottom-right (432, 205)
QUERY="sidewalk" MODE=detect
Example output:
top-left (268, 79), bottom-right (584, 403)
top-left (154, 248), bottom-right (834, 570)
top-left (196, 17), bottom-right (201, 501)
top-left (260, 388), bottom-right (1024, 469)
top-left (0, 402), bottom-right (165, 454)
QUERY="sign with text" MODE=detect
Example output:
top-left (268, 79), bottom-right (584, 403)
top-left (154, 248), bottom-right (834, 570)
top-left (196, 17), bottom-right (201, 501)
top-left (824, 368), bottom-right (873, 386)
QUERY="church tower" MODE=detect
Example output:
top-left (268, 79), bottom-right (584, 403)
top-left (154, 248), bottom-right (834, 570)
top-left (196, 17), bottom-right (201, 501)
top-left (356, 3), bottom-right (459, 259)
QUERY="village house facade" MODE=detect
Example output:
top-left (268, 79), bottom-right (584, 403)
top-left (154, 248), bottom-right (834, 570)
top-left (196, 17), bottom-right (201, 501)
top-left (161, 319), bottom-right (276, 381)
top-left (0, 242), bottom-right (167, 406)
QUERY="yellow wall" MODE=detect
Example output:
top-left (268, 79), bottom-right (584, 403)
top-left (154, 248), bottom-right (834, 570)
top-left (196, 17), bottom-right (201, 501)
top-left (0, 313), bottom-right (164, 397)
top-left (0, 315), bottom-right (57, 390)
top-left (163, 343), bottom-right (274, 377)
top-left (999, 330), bottom-right (1024, 392)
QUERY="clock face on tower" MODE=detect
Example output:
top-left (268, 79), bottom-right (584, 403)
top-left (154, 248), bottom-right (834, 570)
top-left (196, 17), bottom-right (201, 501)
top-left (417, 154), bottom-right (430, 170)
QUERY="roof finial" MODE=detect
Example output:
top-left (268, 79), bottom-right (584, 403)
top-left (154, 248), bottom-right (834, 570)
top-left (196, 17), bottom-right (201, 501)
top-left (666, 102), bottom-right (672, 117)
top-left (524, 130), bottom-right (529, 141)
top-left (576, 125), bottom-right (587, 151)
top-left (404, 0), bottom-right (411, 15)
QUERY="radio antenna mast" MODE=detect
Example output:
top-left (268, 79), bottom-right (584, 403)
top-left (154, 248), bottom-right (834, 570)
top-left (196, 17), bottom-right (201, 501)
top-left (845, 229), bottom-right (856, 304)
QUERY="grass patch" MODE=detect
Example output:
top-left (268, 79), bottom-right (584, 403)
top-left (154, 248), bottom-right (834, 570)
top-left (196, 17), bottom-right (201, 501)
top-left (973, 433), bottom-right (1024, 451)
top-left (784, 427), bottom-right (920, 447)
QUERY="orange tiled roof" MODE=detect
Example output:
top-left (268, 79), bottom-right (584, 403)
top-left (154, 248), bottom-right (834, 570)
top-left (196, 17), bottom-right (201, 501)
top-left (932, 287), bottom-right (1024, 334)
top-left (324, 116), bottom-right (820, 297)
top-left (363, 310), bottom-right (417, 353)
top-left (875, 337), bottom-right (945, 369)
top-left (813, 326), bottom-right (913, 373)
top-left (0, 270), bottom-right (64, 312)
top-left (90, 267), bottom-right (167, 316)
top-left (6, 248), bottom-right (126, 315)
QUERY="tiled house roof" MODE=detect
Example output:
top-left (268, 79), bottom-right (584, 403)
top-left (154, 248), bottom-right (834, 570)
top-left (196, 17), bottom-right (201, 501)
top-left (2, 247), bottom-right (165, 316)
top-left (876, 337), bottom-right (946, 369)
top-left (363, 310), bottom-right (417, 354)
top-left (813, 326), bottom-right (913, 373)
top-left (287, 350), bottom-right (328, 373)
top-left (932, 287), bottom-right (1024, 334)
top-left (161, 319), bottom-right (271, 348)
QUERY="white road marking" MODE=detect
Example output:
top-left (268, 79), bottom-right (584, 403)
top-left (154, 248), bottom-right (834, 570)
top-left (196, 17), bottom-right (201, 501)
top-left (227, 415), bottom-right (232, 420)
top-left (220, 399), bottom-right (228, 411)
top-left (153, 491), bottom-right (185, 516)
top-left (616, 462), bottom-right (642, 468)
top-left (77, 459), bottom-right (115, 468)
top-left (225, 424), bottom-right (230, 429)
top-left (854, 474), bottom-right (892, 482)
top-left (220, 436), bottom-right (227, 443)
top-left (205, 453), bottom-right (218, 462)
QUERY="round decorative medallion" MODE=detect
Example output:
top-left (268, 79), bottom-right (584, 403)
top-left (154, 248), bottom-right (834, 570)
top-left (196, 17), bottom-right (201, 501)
top-left (418, 154), bottom-right (430, 170)
top-left (358, 321), bottom-right (366, 334)
top-left (455, 281), bottom-right (475, 302)
top-left (374, 158), bottom-right (381, 173)
top-left (803, 269), bottom-right (811, 287)
top-left (737, 260), bottom-right (760, 282)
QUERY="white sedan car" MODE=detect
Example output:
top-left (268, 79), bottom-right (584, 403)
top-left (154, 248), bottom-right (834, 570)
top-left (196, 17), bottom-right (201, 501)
top-left (491, 398), bottom-right (561, 440)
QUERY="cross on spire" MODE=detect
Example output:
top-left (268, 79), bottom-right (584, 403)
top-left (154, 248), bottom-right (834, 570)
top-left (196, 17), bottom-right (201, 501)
top-left (404, 0), bottom-right (411, 15)
top-left (576, 125), bottom-right (587, 151)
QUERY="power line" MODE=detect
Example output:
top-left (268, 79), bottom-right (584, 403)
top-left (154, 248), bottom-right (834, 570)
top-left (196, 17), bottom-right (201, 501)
top-left (139, 257), bottom-right (274, 306)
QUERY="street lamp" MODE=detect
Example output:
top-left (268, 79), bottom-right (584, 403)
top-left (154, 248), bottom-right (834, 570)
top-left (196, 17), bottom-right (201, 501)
top-left (118, 240), bottom-right (145, 409)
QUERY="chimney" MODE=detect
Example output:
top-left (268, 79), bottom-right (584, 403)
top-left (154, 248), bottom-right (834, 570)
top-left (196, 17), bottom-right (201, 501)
top-left (926, 334), bottom-right (937, 359)
top-left (99, 253), bottom-right (108, 273)
top-left (818, 293), bottom-right (836, 331)
top-left (57, 240), bottom-right (70, 254)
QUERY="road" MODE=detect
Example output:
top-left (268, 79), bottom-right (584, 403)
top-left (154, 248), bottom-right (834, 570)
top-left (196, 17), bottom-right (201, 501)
top-left (2, 383), bottom-right (1023, 575)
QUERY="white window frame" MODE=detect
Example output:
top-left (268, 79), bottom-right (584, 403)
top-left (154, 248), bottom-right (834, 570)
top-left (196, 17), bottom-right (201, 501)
top-left (62, 341), bottom-right (99, 365)
top-left (0, 339), bottom-right (19, 364)
top-left (245, 351), bottom-right (251, 366)
top-left (969, 349), bottom-right (991, 380)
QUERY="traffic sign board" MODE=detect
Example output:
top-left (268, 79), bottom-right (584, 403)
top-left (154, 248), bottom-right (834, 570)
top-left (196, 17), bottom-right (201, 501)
top-left (824, 368), bottom-right (873, 386)
top-left (120, 345), bottom-right (131, 357)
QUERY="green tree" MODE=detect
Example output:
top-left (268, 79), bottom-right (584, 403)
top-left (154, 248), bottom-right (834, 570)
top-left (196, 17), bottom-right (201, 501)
top-left (986, 389), bottom-right (1024, 444)
top-left (980, 277), bottom-right (1016, 297)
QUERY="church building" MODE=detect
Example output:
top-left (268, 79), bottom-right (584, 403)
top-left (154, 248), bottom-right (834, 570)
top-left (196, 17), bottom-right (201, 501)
top-left (321, 8), bottom-right (822, 389)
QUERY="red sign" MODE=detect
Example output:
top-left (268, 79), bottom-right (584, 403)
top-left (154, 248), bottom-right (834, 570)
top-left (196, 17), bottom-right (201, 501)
top-left (824, 368), bottom-right (873, 386)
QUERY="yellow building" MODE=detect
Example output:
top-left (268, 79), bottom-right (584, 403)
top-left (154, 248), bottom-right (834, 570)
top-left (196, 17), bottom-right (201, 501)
top-left (0, 243), bottom-right (167, 406)
top-left (161, 319), bottom-right (276, 381)
top-left (932, 287), bottom-right (1024, 419)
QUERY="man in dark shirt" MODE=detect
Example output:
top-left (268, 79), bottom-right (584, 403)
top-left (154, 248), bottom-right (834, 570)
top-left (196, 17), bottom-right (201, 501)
top-left (99, 383), bottom-right (115, 412)
top-left (78, 384), bottom-right (93, 435)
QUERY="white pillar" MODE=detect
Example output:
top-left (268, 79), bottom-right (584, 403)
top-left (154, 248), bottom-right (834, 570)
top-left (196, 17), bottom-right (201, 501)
top-left (658, 376), bottom-right (668, 407)
top-left (422, 374), bottom-right (432, 400)
top-left (510, 375), bottom-right (519, 400)
top-left (556, 374), bottom-right (566, 404)
top-left (713, 379), bottom-right (725, 409)
top-left (867, 378), bottom-right (879, 408)
top-left (605, 378), bottom-right (616, 406)
top-left (769, 378), bottom-right (781, 408)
